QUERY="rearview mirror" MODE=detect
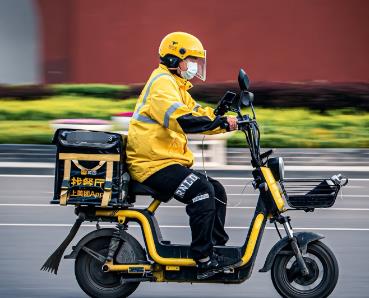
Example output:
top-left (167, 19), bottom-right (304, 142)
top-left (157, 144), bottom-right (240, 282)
top-left (239, 91), bottom-right (254, 107)
top-left (238, 69), bottom-right (250, 91)
top-left (214, 91), bottom-right (237, 116)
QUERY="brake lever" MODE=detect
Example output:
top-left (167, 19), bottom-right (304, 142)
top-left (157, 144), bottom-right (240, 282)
top-left (237, 115), bottom-right (251, 130)
top-left (237, 114), bottom-right (250, 122)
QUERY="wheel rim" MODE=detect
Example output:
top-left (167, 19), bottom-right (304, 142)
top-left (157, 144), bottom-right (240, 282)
top-left (85, 247), bottom-right (122, 290)
top-left (283, 252), bottom-right (326, 293)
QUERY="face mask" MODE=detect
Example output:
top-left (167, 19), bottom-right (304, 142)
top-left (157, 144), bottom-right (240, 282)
top-left (180, 61), bottom-right (198, 80)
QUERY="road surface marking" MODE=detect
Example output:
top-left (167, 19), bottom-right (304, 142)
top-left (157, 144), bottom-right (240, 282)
top-left (0, 174), bottom-right (55, 178)
top-left (1, 203), bottom-right (369, 211)
top-left (0, 193), bottom-right (366, 198)
top-left (0, 162), bottom-right (54, 168)
top-left (4, 161), bottom-right (369, 171)
top-left (0, 223), bottom-right (369, 231)
top-left (0, 174), bottom-right (368, 182)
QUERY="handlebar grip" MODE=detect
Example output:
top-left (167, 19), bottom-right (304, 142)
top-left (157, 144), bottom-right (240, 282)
top-left (220, 118), bottom-right (230, 131)
top-left (331, 174), bottom-right (349, 187)
top-left (237, 120), bottom-right (249, 130)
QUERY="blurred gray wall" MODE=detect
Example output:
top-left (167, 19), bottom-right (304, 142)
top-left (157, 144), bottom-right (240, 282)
top-left (0, 0), bottom-right (40, 84)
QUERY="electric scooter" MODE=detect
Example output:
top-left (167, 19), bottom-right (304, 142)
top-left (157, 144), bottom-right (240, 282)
top-left (42, 69), bottom-right (348, 298)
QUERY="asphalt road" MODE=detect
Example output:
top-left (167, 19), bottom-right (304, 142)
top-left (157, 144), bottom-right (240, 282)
top-left (0, 165), bottom-right (368, 298)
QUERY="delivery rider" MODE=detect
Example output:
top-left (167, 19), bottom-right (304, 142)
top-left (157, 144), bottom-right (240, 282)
top-left (126, 32), bottom-right (241, 279)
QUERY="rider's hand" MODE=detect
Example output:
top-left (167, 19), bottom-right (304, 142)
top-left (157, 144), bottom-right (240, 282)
top-left (226, 116), bottom-right (238, 131)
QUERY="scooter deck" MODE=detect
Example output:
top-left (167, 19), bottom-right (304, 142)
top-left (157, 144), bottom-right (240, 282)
top-left (139, 208), bottom-right (242, 260)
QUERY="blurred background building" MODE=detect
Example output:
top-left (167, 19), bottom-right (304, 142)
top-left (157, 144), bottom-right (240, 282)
top-left (1, 0), bottom-right (368, 84)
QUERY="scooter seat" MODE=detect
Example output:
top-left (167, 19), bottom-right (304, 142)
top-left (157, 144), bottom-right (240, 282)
top-left (129, 180), bottom-right (172, 202)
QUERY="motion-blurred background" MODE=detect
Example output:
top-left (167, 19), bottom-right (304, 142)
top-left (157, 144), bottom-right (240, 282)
top-left (0, 0), bottom-right (368, 148)
top-left (1, 2), bottom-right (369, 298)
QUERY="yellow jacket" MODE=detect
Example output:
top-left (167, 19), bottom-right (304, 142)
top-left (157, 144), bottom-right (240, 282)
top-left (126, 64), bottom-right (227, 182)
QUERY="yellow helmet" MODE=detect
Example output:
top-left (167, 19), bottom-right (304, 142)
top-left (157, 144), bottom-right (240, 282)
top-left (159, 32), bottom-right (207, 81)
top-left (159, 32), bottom-right (206, 60)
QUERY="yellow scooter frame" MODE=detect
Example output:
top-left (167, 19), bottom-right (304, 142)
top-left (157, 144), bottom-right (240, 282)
top-left (63, 166), bottom-right (284, 284)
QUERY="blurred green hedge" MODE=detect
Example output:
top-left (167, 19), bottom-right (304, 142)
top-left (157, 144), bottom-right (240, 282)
top-left (0, 96), bottom-right (368, 147)
top-left (1, 83), bottom-right (368, 147)
top-left (1, 82), bottom-right (368, 110)
top-left (0, 96), bottom-right (137, 120)
top-left (0, 83), bottom-right (131, 100)
top-left (230, 108), bottom-right (369, 148)
top-left (51, 84), bottom-right (129, 98)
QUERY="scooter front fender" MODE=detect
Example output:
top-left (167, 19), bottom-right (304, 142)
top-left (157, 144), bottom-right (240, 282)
top-left (259, 232), bottom-right (324, 272)
top-left (64, 228), bottom-right (116, 259)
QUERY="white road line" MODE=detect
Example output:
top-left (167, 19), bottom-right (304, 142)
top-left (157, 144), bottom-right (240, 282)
top-left (0, 174), bottom-right (368, 182)
top-left (216, 177), bottom-right (369, 182)
top-left (204, 166), bottom-right (369, 172)
top-left (0, 204), bottom-right (64, 207)
top-left (227, 156), bottom-right (368, 161)
top-left (1, 194), bottom-right (366, 199)
top-left (0, 153), bottom-right (54, 156)
top-left (0, 174), bottom-right (54, 178)
top-left (0, 175), bottom-right (253, 179)
top-left (0, 223), bottom-right (369, 231)
top-left (0, 162), bottom-right (54, 168)
top-left (224, 185), bottom-right (364, 189)
top-left (214, 177), bottom-right (369, 181)
top-left (137, 206), bottom-right (369, 211)
top-left (225, 184), bottom-right (365, 188)
top-left (0, 203), bottom-right (257, 209)
top-left (226, 194), bottom-right (368, 197)
top-left (5, 163), bottom-right (368, 171)
top-left (301, 207), bottom-right (369, 211)
top-left (1, 203), bottom-right (369, 211)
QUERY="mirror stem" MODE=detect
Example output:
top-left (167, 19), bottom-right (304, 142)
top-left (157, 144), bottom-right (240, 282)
top-left (236, 109), bottom-right (243, 119)
top-left (250, 103), bottom-right (256, 119)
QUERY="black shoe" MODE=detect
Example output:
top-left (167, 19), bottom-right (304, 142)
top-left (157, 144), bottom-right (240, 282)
top-left (196, 253), bottom-right (241, 280)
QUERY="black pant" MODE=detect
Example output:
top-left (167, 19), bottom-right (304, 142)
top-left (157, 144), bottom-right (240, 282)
top-left (143, 164), bottom-right (229, 260)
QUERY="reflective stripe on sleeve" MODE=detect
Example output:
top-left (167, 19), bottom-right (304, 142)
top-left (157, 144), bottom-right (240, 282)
top-left (132, 73), bottom-right (172, 124)
top-left (164, 102), bottom-right (185, 128)
top-left (193, 103), bottom-right (201, 112)
top-left (132, 113), bottom-right (157, 124)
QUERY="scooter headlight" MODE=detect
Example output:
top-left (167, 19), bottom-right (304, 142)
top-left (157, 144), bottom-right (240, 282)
top-left (267, 157), bottom-right (284, 181)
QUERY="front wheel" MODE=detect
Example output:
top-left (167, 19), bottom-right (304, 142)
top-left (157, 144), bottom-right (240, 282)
top-left (271, 240), bottom-right (339, 298)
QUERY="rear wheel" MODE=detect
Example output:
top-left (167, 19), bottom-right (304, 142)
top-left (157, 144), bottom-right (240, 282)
top-left (75, 232), bottom-right (146, 298)
top-left (271, 241), bottom-right (339, 298)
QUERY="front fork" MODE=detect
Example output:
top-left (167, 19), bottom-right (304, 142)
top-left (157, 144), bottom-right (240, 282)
top-left (271, 215), bottom-right (310, 276)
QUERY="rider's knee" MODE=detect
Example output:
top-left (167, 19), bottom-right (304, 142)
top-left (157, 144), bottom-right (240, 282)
top-left (195, 179), bottom-right (216, 198)
top-left (210, 179), bottom-right (227, 205)
top-left (185, 179), bottom-right (216, 214)
top-left (194, 181), bottom-right (215, 206)
top-left (186, 194), bottom-right (216, 217)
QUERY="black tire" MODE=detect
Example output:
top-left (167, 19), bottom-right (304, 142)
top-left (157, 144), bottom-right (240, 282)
top-left (75, 232), bottom-right (147, 298)
top-left (271, 240), bottom-right (339, 298)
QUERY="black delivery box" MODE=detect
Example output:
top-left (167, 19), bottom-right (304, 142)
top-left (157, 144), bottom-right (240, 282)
top-left (51, 129), bottom-right (126, 207)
